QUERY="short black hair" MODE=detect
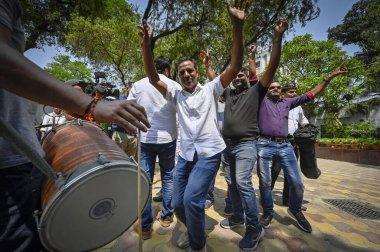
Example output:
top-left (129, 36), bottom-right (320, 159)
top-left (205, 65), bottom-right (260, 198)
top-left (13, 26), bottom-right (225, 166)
top-left (175, 57), bottom-right (198, 71)
top-left (281, 83), bottom-right (297, 91)
top-left (240, 67), bottom-right (249, 76)
top-left (154, 56), bottom-right (171, 74)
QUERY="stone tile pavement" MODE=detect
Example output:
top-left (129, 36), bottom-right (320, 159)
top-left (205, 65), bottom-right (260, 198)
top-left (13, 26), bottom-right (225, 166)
top-left (96, 159), bottom-right (380, 252)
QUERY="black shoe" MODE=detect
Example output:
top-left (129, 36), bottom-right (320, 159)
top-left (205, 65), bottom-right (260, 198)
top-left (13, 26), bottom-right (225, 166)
top-left (223, 206), bottom-right (234, 217)
top-left (223, 205), bottom-right (233, 217)
top-left (153, 195), bottom-right (163, 202)
top-left (260, 214), bottom-right (273, 229)
top-left (287, 208), bottom-right (312, 233)
top-left (205, 200), bottom-right (213, 210)
top-left (239, 225), bottom-right (265, 250)
top-left (220, 217), bottom-right (245, 229)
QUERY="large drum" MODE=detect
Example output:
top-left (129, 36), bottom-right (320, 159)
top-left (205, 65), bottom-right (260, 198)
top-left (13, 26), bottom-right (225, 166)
top-left (39, 120), bottom-right (150, 252)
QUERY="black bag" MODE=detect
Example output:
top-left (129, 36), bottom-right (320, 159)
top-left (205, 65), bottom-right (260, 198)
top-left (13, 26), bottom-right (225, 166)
top-left (294, 124), bottom-right (321, 179)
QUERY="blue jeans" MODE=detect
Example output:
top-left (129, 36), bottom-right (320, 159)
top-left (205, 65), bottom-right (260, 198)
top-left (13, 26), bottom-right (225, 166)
top-left (223, 141), bottom-right (261, 227)
top-left (140, 140), bottom-right (176, 231)
top-left (0, 163), bottom-right (44, 252)
top-left (257, 139), bottom-right (304, 215)
top-left (173, 152), bottom-right (221, 250)
top-left (207, 156), bottom-right (222, 203)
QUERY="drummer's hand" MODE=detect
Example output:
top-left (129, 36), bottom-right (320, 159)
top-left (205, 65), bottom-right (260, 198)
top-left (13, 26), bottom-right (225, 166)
top-left (93, 100), bottom-right (150, 132)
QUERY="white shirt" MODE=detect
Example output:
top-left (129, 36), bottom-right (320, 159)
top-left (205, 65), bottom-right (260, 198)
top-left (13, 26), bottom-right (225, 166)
top-left (128, 74), bottom-right (182, 144)
top-left (40, 112), bottom-right (66, 133)
top-left (288, 106), bottom-right (309, 135)
top-left (166, 76), bottom-right (226, 161)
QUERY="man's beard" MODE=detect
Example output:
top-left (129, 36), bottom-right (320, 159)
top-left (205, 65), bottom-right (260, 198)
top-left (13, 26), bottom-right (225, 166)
top-left (233, 79), bottom-right (249, 93)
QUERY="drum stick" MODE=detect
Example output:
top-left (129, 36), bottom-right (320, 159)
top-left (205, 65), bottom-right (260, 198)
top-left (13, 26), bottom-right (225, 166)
top-left (137, 129), bottom-right (143, 252)
top-left (0, 117), bottom-right (57, 181)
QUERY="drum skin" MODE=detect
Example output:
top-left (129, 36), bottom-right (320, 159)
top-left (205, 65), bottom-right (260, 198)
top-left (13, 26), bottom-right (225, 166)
top-left (40, 121), bottom-right (150, 252)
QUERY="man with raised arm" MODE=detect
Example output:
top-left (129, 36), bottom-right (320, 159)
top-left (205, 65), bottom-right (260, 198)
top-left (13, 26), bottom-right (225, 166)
top-left (219, 17), bottom-right (288, 251)
top-left (0, 1), bottom-right (149, 250)
top-left (257, 64), bottom-right (348, 233)
top-left (139, 2), bottom-right (245, 251)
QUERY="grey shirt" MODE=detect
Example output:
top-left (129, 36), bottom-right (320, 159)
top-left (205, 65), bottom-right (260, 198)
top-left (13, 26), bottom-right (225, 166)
top-left (222, 82), bottom-right (267, 142)
top-left (0, 0), bottom-right (44, 168)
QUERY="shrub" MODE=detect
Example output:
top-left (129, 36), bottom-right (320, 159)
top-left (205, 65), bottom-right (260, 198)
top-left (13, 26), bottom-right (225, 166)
top-left (343, 122), bottom-right (377, 138)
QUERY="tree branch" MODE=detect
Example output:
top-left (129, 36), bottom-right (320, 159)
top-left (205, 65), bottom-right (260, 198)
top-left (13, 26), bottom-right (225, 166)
top-left (142, 0), bottom-right (154, 22)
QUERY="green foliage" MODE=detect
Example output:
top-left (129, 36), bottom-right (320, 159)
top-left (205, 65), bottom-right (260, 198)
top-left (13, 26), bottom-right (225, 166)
top-left (325, 112), bottom-right (343, 138)
top-left (44, 55), bottom-right (92, 82)
top-left (328, 0), bottom-right (380, 93)
top-left (22, 0), bottom-right (321, 84)
top-left (21, 0), bottom-right (106, 51)
top-left (343, 121), bottom-right (378, 138)
top-left (148, 0), bottom-right (321, 73)
top-left (64, 1), bottom-right (141, 86)
top-left (278, 34), bottom-right (364, 116)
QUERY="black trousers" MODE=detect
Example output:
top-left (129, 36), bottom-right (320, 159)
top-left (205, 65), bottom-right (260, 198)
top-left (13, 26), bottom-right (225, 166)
top-left (0, 163), bottom-right (45, 252)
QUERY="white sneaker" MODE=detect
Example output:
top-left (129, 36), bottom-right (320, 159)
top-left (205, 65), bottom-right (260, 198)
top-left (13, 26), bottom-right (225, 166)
top-left (177, 232), bottom-right (189, 249)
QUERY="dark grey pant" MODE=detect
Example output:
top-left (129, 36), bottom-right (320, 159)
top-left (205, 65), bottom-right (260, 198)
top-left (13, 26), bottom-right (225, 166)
top-left (0, 163), bottom-right (45, 252)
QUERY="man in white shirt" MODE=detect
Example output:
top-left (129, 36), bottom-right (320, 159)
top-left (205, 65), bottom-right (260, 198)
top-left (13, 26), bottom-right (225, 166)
top-left (270, 84), bottom-right (309, 206)
top-left (40, 107), bottom-right (66, 139)
top-left (138, 3), bottom-right (245, 251)
top-left (127, 56), bottom-right (182, 239)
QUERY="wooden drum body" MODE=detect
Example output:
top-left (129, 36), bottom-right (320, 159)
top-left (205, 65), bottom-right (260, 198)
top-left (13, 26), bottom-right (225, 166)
top-left (39, 120), bottom-right (150, 252)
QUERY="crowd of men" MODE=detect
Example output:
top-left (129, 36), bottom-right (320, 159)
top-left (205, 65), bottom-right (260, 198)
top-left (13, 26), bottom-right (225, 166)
top-left (0, 0), bottom-right (347, 251)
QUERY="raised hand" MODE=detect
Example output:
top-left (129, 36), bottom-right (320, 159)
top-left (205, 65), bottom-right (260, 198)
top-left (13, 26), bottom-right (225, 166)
top-left (138, 20), bottom-right (155, 47)
top-left (248, 43), bottom-right (256, 57)
top-left (275, 17), bottom-right (288, 35)
top-left (227, 0), bottom-right (247, 25)
top-left (199, 49), bottom-right (210, 66)
top-left (328, 63), bottom-right (349, 79)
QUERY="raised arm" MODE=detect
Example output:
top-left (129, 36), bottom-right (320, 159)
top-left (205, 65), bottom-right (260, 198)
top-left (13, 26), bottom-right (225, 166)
top-left (310, 64), bottom-right (348, 97)
top-left (0, 26), bottom-right (149, 132)
top-left (200, 49), bottom-right (216, 81)
top-left (260, 17), bottom-right (288, 87)
top-left (220, 2), bottom-right (246, 88)
top-left (248, 44), bottom-right (257, 78)
top-left (139, 21), bottom-right (168, 96)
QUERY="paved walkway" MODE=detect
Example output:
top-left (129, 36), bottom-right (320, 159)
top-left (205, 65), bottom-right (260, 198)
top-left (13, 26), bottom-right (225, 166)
top-left (97, 159), bottom-right (380, 252)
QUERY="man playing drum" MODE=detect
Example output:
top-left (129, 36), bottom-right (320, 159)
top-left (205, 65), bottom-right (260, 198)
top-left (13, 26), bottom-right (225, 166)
top-left (0, 1), bottom-right (150, 251)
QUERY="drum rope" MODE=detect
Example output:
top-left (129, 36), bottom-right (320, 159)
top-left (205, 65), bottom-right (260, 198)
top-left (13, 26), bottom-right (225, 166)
top-left (137, 129), bottom-right (143, 252)
top-left (0, 117), bottom-right (57, 181)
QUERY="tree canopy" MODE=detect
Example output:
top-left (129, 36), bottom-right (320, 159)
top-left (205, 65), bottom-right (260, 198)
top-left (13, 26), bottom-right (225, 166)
top-left (278, 34), bottom-right (364, 116)
top-left (21, 0), bottom-right (321, 84)
top-left (328, 0), bottom-right (380, 93)
top-left (145, 0), bottom-right (321, 73)
top-left (44, 55), bottom-right (93, 82)
top-left (20, 0), bottom-right (107, 51)
top-left (64, 0), bottom-right (141, 86)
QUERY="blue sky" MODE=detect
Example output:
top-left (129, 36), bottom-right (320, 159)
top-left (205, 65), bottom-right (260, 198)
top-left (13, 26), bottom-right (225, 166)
top-left (25, 0), bottom-right (360, 68)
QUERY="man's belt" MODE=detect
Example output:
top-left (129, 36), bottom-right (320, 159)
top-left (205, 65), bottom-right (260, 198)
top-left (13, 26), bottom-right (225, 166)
top-left (259, 135), bottom-right (289, 143)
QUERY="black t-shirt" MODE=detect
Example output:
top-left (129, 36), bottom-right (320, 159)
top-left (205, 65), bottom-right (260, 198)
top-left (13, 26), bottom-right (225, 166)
top-left (222, 82), bottom-right (267, 141)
